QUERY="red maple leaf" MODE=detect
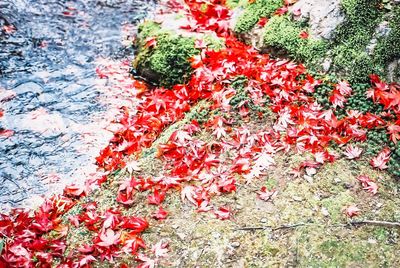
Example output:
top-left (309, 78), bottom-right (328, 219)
top-left (214, 207), bottom-right (231, 220)
top-left (275, 6), bottom-right (288, 15)
top-left (96, 229), bottom-right (121, 247)
top-left (344, 205), bottom-right (360, 218)
top-left (258, 17), bottom-right (268, 27)
top-left (152, 240), bottom-right (169, 258)
top-left (144, 37), bottom-right (157, 48)
top-left (121, 216), bottom-right (149, 234)
top-left (147, 189), bottom-right (166, 205)
top-left (356, 175), bottom-right (379, 195)
top-left (343, 145), bottom-right (363, 160)
top-left (152, 206), bottom-right (168, 221)
top-left (336, 81), bottom-right (352, 96)
top-left (370, 148), bottom-right (391, 170)
top-left (299, 31), bottom-right (309, 39)
top-left (388, 123), bottom-right (400, 144)
top-left (0, 129), bottom-right (14, 138)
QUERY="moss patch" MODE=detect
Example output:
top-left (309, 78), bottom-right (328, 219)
top-left (225, 0), bottom-right (250, 9)
top-left (374, 6), bottom-right (400, 67)
top-left (234, 0), bottom-right (284, 34)
top-left (262, 15), bottom-right (328, 67)
top-left (328, 0), bottom-right (383, 82)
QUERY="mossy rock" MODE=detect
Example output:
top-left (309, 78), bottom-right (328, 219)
top-left (133, 21), bottom-right (224, 88)
top-left (262, 15), bottom-right (328, 67)
top-left (230, 0), bottom-right (400, 83)
top-left (133, 21), bottom-right (200, 87)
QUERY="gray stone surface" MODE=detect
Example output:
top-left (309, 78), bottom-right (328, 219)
top-left (292, 0), bottom-right (345, 40)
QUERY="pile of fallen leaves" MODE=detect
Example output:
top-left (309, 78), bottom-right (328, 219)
top-left (1, 0), bottom-right (400, 267)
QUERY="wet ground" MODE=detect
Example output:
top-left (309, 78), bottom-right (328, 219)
top-left (0, 0), bottom-right (154, 209)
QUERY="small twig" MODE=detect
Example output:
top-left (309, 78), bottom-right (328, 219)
top-left (236, 220), bottom-right (400, 232)
top-left (348, 220), bottom-right (400, 228)
top-left (273, 223), bottom-right (308, 231)
top-left (236, 222), bottom-right (307, 231)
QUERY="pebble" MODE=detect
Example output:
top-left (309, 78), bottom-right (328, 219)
top-left (304, 175), bottom-right (313, 183)
top-left (176, 232), bottom-right (186, 240)
top-left (212, 232), bottom-right (221, 239)
top-left (172, 224), bottom-right (179, 229)
top-left (334, 177), bottom-right (342, 184)
top-left (292, 196), bottom-right (303, 202)
top-left (305, 167), bottom-right (317, 176)
top-left (231, 241), bottom-right (240, 248)
top-left (260, 218), bottom-right (268, 223)
top-left (321, 207), bottom-right (330, 217)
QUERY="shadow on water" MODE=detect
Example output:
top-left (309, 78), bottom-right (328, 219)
top-left (0, 0), bottom-right (155, 209)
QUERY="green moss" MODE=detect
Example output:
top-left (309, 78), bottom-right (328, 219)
top-left (226, 0), bottom-right (250, 9)
top-left (364, 129), bottom-right (400, 178)
top-left (229, 76), bottom-right (270, 113)
top-left (262, 15), bottom-right (328, 67)
top-left (374, 7), bottom-right (400, 66)
top-left (345, 83), bottom-right (383, 113)
top-left (329, 0), bottom-right (384, 82)
top-left (388, 142), bottom-right (400, 178)
top-left (234, 0), bottom-right (284, 33)
top-left (134, 21), bottom-right (199, 87)
top-left (203, 34), bottom-right (225, 51)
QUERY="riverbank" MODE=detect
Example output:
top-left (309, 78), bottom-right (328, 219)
top-left (1, 0), bottom-right (399, 267)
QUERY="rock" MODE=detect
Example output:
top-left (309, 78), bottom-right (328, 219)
top-left (305, 167), bottom-right (317, 176)
top-left (387, 59), bottom-right (400, 82)
top-left (212, 231), bottom-right (221, 239)
top-left (321, 207), bottom-right (330, 217)
top-left (303, 175), bottom-right (313, 183)
top-left (260, 218), bottom-right (268, 223)
top-left (375, 21), bottom-right (391, 38)
top-left (176, 232), bottom-right (186, 240)
top-left (367, 21), bottom-right (392, 55)
top-left (322, 58), bottom-right (332, 73)
top-left (291, 0), bottom-right (345, 40)
top-left (231, 241), bottom-right (240, 248)
top-left (292, 195), bottom-right (303, 202)
top-left (333, 177), bottom-right (342, 184)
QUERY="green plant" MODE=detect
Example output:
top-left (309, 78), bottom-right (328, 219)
top-left (234, 0), bottom-right (283, 33)
top-left (313, 84), bottom-right (333, 110)
top-left (330, 0), bottom-right (384, 82)
top-left (262, 15), bottom-right (327, 67)
top-left (226, 0), bottom-right (250, 9)
top-left (229, 76), bottom-right (269, 113)
top-left (388, 142), bottom-right (400, 178)
top-left (374, 6), bottom-right (400, 66)
top-left (344, 83), bottom-right (383, 114)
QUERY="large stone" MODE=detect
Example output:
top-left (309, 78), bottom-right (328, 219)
top-left (291, 0), bottom-right (345, 40)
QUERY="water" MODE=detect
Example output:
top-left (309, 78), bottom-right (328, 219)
top-left (0, 0), bottom-right (155, 209)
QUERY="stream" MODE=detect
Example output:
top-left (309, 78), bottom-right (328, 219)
top-left (0, 0), bottom-right (155, 210)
